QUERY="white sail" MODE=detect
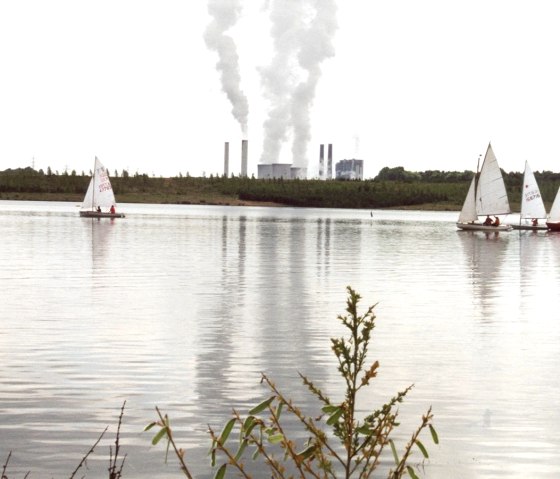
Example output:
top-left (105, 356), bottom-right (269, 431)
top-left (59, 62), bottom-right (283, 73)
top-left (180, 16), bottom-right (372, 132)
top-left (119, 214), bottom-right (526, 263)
top-left (520, 160), bottom-right (547, 220)
top-left (81, 157), bottom-right (117, 211)
top-left (476, 143), bottom-right (511, 216)
top-left (457, 175), bottom-right (477, 223)
top-left (548, 186), bottom-right (560, 223)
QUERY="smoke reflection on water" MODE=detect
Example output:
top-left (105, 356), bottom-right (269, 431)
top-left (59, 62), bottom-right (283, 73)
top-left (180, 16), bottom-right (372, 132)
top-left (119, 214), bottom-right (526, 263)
top-left (1, 202), bottom-right (560, 478)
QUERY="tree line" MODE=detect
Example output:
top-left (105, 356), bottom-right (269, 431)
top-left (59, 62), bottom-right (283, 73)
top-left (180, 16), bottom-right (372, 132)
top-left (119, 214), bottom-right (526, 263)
top-left (1, 166), bottom-right (560, 209)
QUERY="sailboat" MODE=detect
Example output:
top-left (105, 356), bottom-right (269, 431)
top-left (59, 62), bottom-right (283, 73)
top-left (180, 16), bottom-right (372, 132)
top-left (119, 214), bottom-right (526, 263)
top-left (79, 157), bottom-right (125, 218)
top-left (456, 143), bottom-right (512, 231)
top-left (511, 161), bottom-right (547, 230)
top-left (546, 186), bottom-right (560, 231)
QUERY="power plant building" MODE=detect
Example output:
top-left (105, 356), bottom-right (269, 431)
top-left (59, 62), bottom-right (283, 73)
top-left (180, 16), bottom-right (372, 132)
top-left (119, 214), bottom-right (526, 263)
top-left (290, 167), bottom-right (307, 179)
top-left (258, 163), bottom-right (292, 179)
top-left (335, 159), bottom-right (364, 180)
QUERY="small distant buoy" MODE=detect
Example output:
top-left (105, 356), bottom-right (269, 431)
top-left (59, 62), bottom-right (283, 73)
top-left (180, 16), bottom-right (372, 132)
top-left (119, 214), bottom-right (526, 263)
top-left (370, 211), bottom-right (373, 217)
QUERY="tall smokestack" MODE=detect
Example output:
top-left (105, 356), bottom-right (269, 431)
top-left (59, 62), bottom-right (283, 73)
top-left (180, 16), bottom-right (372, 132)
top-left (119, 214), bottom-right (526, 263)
top-left (224, 142), bottom-right (230, 177)
top-left (319, 144), bottom-right (324, 179)
top-left (241, 140), bottom-right (248, 177)
top-left (327, 144), bottom-right (333, 179)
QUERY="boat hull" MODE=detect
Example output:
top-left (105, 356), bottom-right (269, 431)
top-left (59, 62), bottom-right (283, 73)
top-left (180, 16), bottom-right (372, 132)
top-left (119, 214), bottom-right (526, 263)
top-left (546, 222), bottom-right (560, 231)
top-left (456, 222), bottom-right (512, 232)
top-left (80, 211), bottom-right (125, 218)
top-left (510, 224), bottom-right (548, 231)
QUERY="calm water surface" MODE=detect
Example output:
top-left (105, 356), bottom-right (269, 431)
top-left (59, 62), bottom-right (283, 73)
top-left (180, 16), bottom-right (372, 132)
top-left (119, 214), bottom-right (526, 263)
top-left (1, 201), bottom-right (559, 478)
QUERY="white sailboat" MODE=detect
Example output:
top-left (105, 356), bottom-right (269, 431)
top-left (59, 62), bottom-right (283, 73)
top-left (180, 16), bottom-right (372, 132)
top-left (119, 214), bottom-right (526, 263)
top-left (79, 157), bottom-right (125, 218)
top-left (511, 161), bottom-right (547, 230)
top-left (456, 143), bottom-right (512, 231)
top-left (546, 186), bottom-right (560, 231)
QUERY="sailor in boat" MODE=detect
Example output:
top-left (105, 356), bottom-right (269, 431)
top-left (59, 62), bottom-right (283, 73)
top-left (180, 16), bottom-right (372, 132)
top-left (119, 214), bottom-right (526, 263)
top-left (97, 206), bottom-right (101, 213)
top-left (492, 216), bottom-right (500, 227)
top-left (532, 218), bottom-right (539, 226)
top-left (110, 205), bottom-right (116, 214)
top-left (483, 216), bottom-right (492, 226)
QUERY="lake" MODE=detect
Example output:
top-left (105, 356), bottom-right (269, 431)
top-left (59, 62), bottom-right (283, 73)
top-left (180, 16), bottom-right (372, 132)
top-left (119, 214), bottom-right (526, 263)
top-left (1, 200), bottom-right (559, 478)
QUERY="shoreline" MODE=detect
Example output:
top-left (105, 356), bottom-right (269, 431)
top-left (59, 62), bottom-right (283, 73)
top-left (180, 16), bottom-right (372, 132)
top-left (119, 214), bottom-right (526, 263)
top-left (0, 192), bottom-right (463, 211)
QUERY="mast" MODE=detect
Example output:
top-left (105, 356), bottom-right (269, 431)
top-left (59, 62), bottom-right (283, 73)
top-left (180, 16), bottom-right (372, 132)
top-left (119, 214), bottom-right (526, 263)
top-left (92, 157), bottom-right (96, 211)
top-left (474, 153), bottom-right (482, 213)
top-left (519, 160), bottom-right (524, 226)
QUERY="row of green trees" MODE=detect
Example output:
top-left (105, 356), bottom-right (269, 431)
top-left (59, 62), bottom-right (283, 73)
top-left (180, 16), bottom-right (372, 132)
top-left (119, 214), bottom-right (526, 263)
top-left (2, 166), bottom-right (560, 209)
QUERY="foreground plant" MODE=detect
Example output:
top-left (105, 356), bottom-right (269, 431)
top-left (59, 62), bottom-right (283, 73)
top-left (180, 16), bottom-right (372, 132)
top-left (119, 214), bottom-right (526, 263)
top-left (147, 287), bottom-right (438, 478)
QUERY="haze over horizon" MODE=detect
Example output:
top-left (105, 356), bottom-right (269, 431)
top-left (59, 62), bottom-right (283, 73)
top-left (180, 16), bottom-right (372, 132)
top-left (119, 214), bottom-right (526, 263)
top-left (1, 1), bottom-right (560, 179)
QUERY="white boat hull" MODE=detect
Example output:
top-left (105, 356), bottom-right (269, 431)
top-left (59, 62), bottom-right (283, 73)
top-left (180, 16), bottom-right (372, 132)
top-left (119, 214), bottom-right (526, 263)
top-left (456, 222), bottom-right (512, 232)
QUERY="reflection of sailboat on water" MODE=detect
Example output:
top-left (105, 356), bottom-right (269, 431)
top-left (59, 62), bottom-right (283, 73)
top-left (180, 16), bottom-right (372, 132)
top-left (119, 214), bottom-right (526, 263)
top-left (511, 161), bottom-right (547, 231)
top-left (458, 231), bottom-right (508, 313)
top-left (80, 157), bottom-right (125, 218)
top-left (456, 143), bottom-right (512, 231)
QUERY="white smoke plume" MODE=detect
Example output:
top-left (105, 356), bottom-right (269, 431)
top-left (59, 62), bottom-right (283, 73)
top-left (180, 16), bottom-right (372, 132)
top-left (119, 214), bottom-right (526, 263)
top-left (259, 0), bottom-right (305, 164)
top-left (260, 0), bottom-right (338, 168)
top-left (204, 0), bottom-right (249, 137)
top-left (291, 0), bottom-right (337, 167)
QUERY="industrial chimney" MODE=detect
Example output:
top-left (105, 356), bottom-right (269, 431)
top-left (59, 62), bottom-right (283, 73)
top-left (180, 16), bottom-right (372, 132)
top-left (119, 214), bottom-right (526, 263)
top-left (241, 140), bottom-right (248, 177)
top-left (327, 144), bottom-right (333, 179)
top-left (319, 144), bottom-right (324, 179)
top-left (224, 142), bottom-right (229, 177)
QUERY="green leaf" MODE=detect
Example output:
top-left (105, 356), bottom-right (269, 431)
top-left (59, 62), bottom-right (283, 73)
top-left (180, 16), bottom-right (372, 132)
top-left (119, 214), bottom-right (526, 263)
top-left (356, 424), bottom-right (371, 435)
top-left (415, 439), bottom-right (429, 458)
top-left (235, 439), bottom-right (248, 461)
top-left (242, 416), bottom-right (255, 434)
top-left (389, 439), bottom-right (399, 465)
top-left (321, 405), bottom-right (338, 414)
top-left (219, 418), bottom-right (236, 444)
top-left (326, 407), bottom-right (343, 426)
top-left (151, 427), bottom-right (168, 446)
top-left (249, 396), bottom-right (275, 415)
top-left (275, 401), bottom-right (284, 419)
top-left (267, 433), bottom-right (284, 444)
top-left (429, 424), bottom-right (439, 445)
top-left (296, 444), bottom-right (316, 460)
top-left (210, 449), bottom-right (216, 468)
top-left (407, 465), bottom-right (420, 479)
top-left (251, 447), bottom-right (260, 460)
top-left (213, 463), bottom-right (227, 479)
top-left (244, 420), bottom-right (259, 439)
top-left (144, 422), bottom-right (157, 432)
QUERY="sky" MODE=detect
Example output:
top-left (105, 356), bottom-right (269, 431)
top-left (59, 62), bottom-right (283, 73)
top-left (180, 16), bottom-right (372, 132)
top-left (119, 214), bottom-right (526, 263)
top-left (1, 0), bottom-right (560, 179)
